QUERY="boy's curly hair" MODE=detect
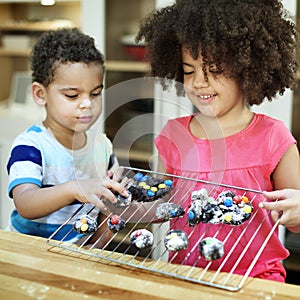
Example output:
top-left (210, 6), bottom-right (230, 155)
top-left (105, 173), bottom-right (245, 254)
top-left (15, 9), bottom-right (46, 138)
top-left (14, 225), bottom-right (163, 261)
top-left (136, 0), bottom-right (297, 106)
top-left (30, 27), bottom-right (105, 87)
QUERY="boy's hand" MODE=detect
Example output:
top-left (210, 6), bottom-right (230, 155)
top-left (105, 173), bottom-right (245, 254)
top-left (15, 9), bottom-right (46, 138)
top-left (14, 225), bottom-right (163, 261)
top-left (74, 176), bottom-right (128, 211)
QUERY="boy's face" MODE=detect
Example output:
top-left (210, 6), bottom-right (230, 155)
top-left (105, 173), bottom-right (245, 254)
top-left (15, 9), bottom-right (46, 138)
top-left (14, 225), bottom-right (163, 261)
top-left (42, 62), bottom-right (104, 134)
top-left (181, 47), bottom-right (245, 118)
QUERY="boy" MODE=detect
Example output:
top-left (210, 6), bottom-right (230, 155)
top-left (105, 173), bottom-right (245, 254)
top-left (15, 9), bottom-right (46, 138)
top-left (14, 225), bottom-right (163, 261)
top-left (6, 28), bottom-right (127, 243)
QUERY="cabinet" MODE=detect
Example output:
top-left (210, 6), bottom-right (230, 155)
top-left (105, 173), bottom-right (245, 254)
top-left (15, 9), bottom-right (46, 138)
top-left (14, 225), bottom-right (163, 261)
top-left (103, 0), bottom-right (155, 169)
top-left (0, 0), bottom-right (81, 103)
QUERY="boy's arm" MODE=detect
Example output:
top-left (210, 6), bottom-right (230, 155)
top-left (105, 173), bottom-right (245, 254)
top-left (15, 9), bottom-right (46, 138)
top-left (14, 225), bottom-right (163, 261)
top-left (12, 177), bottom-right (128, 219)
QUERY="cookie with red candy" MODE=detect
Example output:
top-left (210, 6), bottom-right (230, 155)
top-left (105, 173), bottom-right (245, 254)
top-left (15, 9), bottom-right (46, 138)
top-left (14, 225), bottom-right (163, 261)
top-left (107, 214), bottom-right (126, 233)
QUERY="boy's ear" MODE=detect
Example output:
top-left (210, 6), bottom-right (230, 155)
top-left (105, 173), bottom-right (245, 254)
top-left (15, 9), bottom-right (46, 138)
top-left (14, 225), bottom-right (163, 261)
top-left (32, 82), bottom-right (47, 106)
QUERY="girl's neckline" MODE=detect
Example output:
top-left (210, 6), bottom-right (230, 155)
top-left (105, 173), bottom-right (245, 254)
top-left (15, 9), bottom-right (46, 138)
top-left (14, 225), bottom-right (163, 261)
top-left (188, 112), bottom-right (257, 141)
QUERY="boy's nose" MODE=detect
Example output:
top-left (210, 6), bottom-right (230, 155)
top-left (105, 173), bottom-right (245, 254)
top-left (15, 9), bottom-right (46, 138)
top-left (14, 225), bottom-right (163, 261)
top-left (79, 98), bottom-right (92, 109)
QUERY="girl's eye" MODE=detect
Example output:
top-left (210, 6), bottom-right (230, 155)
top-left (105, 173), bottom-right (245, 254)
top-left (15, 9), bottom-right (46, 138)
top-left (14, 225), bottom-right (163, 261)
top-left (183, 71), bottom-right (194, 75)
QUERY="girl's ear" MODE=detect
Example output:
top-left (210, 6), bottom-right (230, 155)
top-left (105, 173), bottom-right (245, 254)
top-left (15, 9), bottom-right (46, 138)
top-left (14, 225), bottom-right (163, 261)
top-left (32, 82), bottom-right (47, 106)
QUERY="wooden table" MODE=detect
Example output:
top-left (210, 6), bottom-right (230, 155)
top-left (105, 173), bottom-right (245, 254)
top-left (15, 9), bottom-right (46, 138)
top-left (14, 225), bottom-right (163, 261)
top-left (1, 230), bottom-right (300, 300)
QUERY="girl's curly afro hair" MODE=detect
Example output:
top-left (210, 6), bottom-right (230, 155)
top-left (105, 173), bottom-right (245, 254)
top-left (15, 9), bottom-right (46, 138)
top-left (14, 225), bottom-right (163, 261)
top-left (136, 0), bottom-right (297, 106)
top-left (30, 27), bottom-right (105, 87)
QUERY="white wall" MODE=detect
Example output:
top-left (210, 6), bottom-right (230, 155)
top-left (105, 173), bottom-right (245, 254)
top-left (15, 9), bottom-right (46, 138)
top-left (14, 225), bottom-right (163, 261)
top-left (0, 106), bottom-right (44, 229)
top-left (252, 0), bottom-right (296, 130)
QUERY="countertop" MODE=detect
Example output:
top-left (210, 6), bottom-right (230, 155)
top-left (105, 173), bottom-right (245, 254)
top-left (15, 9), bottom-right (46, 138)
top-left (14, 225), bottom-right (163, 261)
top-left (1, 230), bottom-right (300, 300)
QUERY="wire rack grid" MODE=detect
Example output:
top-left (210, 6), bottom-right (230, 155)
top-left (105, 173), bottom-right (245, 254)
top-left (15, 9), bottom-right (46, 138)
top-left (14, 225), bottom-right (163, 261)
top-left (46, 166), bottom-right (281, 292)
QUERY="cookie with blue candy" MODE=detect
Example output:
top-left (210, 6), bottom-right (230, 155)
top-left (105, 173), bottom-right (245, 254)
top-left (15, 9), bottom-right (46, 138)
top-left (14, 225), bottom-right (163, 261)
top-left (187, 188), bottom-right (254, 227)
top-left (155, 202), bottom-right (185, 221)
top-left (220, 193), bottom-right (253, 226)
top-left (128, 172), bottom-right (173, 202)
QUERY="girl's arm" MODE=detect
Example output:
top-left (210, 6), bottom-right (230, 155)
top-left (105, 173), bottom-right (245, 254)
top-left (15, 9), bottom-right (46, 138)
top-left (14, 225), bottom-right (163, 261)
top-left (268, 144), bottom-right (300, 232)
top-left (272, 144), bottom-right (300, 190)
top-left (12, 177), bottom-right (128, 220)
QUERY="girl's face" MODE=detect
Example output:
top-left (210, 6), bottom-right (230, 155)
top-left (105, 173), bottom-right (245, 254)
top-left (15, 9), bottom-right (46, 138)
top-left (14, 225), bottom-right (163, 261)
top-left (182, 47), bottom-right (245, 118)
top-left (41, 62), bottom-right (104, 134)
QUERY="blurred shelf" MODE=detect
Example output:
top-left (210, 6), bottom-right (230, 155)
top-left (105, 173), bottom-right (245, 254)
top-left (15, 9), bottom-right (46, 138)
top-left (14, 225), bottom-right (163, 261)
top-left (0, 0), bottom-right (78, 3)
top-left (0, 47), bottom-right (30, 56)
top-left (106, 60), bottom-right (150, 73)
top-left (0, 19), bottom-right (74, 31)
top-left (115, 148), bottom-right (152, 163)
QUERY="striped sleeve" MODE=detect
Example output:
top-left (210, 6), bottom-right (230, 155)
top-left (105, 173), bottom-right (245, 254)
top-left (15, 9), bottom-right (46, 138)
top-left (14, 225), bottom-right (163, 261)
top-left (7, 144), bottom-right (43, 197)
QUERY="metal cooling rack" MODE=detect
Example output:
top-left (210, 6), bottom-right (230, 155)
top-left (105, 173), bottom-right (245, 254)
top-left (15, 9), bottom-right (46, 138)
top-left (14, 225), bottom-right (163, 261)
top-left (46, 166), bottom-right (281, 292)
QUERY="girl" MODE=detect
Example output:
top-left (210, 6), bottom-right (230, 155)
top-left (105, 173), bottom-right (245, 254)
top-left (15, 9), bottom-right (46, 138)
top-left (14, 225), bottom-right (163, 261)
top-left (136, 0), bottom-right (300, 282)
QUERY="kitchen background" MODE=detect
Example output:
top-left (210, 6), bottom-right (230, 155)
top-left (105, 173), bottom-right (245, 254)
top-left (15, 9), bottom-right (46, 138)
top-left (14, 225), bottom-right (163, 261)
top-left (0, 0), bottom-right (299, 284)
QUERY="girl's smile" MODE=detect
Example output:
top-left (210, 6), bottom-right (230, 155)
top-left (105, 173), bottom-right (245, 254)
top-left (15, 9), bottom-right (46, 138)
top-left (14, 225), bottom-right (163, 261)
top-left (195, 93), bottom-right (216, 105)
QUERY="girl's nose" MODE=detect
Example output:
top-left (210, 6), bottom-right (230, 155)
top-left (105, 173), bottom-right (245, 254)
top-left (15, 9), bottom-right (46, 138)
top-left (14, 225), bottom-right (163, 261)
top-left (79, 98), bottom-right (92, 109)
top-left (193, 70), bottom-right (209, 88)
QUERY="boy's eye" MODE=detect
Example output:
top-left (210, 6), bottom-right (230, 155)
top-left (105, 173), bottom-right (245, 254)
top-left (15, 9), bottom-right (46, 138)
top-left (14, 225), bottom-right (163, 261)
top-left (91, 91), bottom-right (102, 97)
top-left (65, 94), bottom-right (78, 99)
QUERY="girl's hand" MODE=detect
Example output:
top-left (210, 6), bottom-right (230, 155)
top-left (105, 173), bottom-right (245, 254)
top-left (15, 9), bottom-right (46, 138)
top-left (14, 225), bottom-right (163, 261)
top-left (260, 189), bottom-right (300, 232)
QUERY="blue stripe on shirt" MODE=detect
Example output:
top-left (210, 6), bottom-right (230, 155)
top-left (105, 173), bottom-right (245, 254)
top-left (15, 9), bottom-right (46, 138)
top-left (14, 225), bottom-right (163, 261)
top-left (8, 177), bottom-right (42, 197)
top-left (10, 210), bottom-right (82, 241)
top-left (7, 145), bottom-right (42, 173)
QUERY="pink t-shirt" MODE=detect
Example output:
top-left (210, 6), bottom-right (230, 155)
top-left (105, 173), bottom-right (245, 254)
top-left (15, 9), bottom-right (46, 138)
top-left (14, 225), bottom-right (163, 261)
top-left (155, 113), bottom-right (296, 282)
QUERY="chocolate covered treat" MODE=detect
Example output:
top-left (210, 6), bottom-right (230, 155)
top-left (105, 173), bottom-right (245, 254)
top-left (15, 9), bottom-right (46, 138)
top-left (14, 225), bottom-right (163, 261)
top-left (188, 189), bottom-right (253, 227)
top-left (128, 172), bottom-right (173, 202)
top-left (221, 194), bottom-right (253, 225)
top-left (155, 202), bottom-right (185, 221)
top-left (199, 237), bottom-right (224, 261)
top-left (188, 188), bottom-right (216, 226)
top-left (114, 191), bottom-right (132, 208)
top-left (130, 229), bottom-right (154, 249)
top-left (73, 214), bottom-right (98, 235)
top-left (107, 214), bottom-right (126, 233)
top-left (187, 199), bottom-right (204, 227)
top-left (164, 229), bottom-right (189, 252)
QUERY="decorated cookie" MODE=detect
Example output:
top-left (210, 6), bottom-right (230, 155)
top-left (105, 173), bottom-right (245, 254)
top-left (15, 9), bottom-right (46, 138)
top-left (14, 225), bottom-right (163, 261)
top-left (73, 214), bottom-right (98, 235)
top-left (188, 188), bottom-right (216, 226)
top-left (220, 194), bottom-right (253, 226)
top-left (188, 188), bottom-right (253, 227)
top-left (164, 229), bottom-right (189, 252)
top-left (199, 237), bottom-right (224, 261)
top-left (130, 229), bottom-right (154, 249)
top-left (155, 202), bottom-right (185, 221)
top-left (187, 199), bottom-right (204, 227)
top-left (128, 172), bottom-right (173, 202)
top-left (114, 191), bottom-right (132, 208)
top-left (107, 214), bottom-right (126, 233)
